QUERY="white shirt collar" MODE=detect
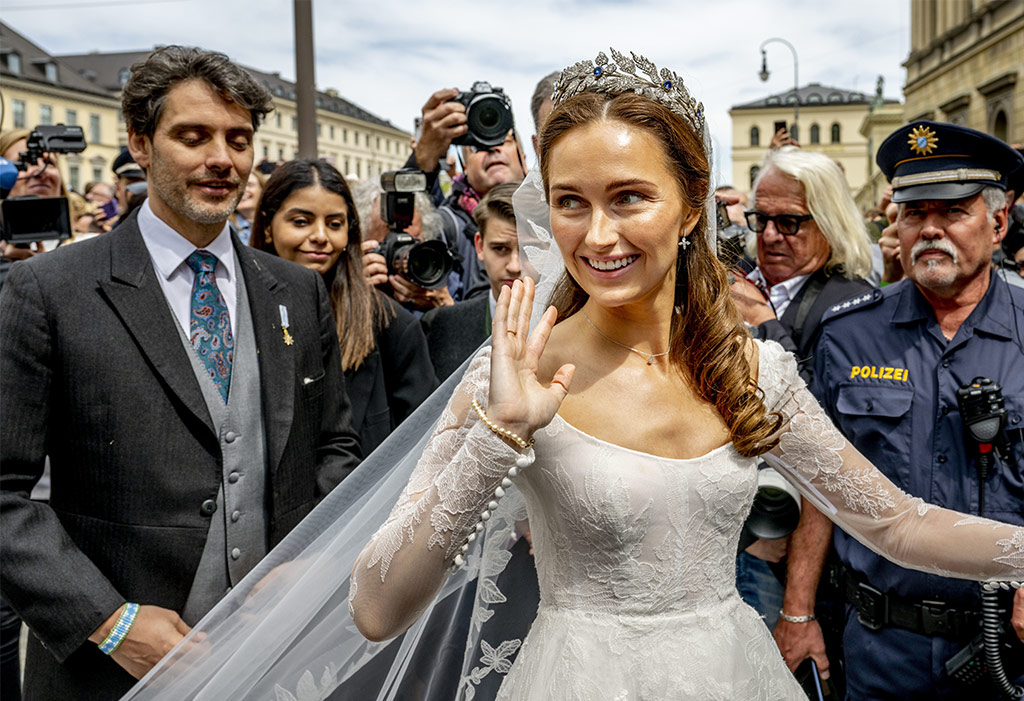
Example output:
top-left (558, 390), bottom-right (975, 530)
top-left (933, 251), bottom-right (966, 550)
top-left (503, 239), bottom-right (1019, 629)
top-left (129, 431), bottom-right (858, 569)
top-left (138, 199), bottom-right (235, 283)
top-left (746, 268), bottom-right (810, 318)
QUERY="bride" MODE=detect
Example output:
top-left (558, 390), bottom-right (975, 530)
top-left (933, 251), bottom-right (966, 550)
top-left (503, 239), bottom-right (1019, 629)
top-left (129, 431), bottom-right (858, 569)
top-left (347, 49), bottom-right (1023, 699)
top-left (125, 49), bottom-right (1023, 701)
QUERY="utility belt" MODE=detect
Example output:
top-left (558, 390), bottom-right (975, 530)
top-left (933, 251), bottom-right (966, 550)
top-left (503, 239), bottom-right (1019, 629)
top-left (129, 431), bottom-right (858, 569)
top-left (837, 566), bottom-right (982, 638)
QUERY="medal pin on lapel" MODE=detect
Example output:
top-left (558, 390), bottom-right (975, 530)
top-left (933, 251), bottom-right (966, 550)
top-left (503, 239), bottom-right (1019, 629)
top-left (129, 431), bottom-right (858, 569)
top-left (279, 305), bottom-right (294, 346)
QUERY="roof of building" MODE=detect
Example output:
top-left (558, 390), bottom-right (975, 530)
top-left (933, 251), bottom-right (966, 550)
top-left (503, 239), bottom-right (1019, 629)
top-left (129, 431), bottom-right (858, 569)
top-left (731, 82), bottom-right (900, 111)
top-left (57, 48), bottom-right (405, 133)
top-left (0, 21), bottom-right (118, 100)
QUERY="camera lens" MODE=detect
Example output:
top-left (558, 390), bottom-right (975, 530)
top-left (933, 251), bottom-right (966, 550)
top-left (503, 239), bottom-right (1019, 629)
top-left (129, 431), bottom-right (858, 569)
top-left (466, 94), bottom-right (513, 147)
top-left (404, 240), bottom-right (453, 289)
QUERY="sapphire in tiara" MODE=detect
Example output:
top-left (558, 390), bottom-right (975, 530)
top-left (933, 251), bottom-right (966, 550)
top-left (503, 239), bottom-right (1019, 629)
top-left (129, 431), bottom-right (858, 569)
top-left (594, 66), bottom-right (603, 76)
top-left (663, 80), bottom-right (671, 90)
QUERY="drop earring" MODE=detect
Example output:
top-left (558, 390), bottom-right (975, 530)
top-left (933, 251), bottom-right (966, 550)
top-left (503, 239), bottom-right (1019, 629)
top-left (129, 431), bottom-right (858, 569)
top-left (678, 236), bottom-right (690, 250)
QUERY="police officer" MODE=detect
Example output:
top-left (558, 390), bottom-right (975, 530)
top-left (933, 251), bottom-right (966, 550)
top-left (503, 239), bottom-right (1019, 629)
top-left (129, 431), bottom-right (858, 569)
top-left (776, 121), bottom-right (1024, 699)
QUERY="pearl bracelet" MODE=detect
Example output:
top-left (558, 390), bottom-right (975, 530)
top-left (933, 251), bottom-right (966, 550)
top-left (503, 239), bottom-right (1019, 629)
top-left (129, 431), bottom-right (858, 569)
top-left (98, 602), bottom-right (139, 655)
top-left (778, 610), bottom-right (816, 623)
top-left (471, 399), bottom-right (535, 450)
top-left (982, 581), bottom-right (1022, 592)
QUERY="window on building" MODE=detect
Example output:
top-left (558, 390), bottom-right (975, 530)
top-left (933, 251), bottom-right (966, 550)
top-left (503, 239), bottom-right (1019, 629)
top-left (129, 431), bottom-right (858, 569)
top-left (749, 125), bottom-right (760, 147)
top-left (65, 109), bottom-right (78, 125)
top-left (317, 123), bottom-right (322, 137)
top-left (44, 62), bottom-right (58, 83)
top-left (12, 99), bottom-right (25, 128)
top-left (39, 104), bottom-right (53, 125)
top-left (809, 124), bottom-right (820, 144)
top-left (276, 113), bottom-right (282, 128)
top-left (89, 113), bottom-right (101, 144)
top-left (356, 160), bottom-right (362, 178)
top-left (993, 110), bottom-right (1008, 143)
top-left (789, 124), bottom-right (798, 142)
top-left (344, 158), bottom-right (350, 174)
top-left (330, 125), bottom-right (335, 140)
top-left (831, 123), bottom-right (841, 143)
top-left (93, 165), bottom-right (104, 183)
top-left (291, 116), bottom-right (298, 132)
top-left (278, 147), bottom-right (284, 161)
top-left (343, 128), bottom-right (348, 143)
top-left (118, 67), bottom-right (130, 86)
top-left (6, 52), bottom-right (21, 75)
top-left (68, 165), bottom-right (80, 192)
top-left (376, 136), bottom-right (380, 150)
top-left (749, 165), bottom-right (760, 189)
top-left (263, 144), bottom-right (269, 159)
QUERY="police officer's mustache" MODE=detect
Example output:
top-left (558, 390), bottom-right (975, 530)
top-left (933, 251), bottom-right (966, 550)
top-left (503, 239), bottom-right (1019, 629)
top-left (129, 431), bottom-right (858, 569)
top-left (910, 239), bottom-right (959, 265)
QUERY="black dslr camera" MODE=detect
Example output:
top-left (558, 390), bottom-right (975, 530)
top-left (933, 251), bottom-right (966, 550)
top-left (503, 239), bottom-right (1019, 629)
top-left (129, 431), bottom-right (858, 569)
top-left (376, 169), bottom-right (454, 289)
top-left (448, 81), bottom-right (514, 150)
top-left (715, 199), bottom-right (752, 270)
top-left (1, 124), bottom-right (87, 243)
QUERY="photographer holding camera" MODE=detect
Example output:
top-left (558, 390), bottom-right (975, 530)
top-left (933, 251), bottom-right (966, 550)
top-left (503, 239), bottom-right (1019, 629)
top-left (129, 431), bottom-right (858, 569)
top-left (0, 128), bottom-right (71, 285)
top-left (406, 84), bottom-right (527, 303)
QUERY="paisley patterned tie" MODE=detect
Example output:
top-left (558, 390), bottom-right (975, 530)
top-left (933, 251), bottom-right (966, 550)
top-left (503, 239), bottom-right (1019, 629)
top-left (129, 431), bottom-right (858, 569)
top-left (186, 250), bottom-right (233, 402)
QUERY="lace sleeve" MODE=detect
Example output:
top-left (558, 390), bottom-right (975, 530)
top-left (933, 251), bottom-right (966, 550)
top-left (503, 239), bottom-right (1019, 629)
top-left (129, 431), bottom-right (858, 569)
top-left (757, 340), bottom-right (1024, 583)
top-left (350, 347), bottom-right (533, 641)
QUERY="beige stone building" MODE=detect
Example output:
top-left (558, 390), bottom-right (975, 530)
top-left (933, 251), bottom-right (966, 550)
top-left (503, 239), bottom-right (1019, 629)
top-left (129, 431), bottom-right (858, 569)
top-left (904, 0), bottom-right (1022, 143)
top-left (729, 84), bottom-right (900, 197)
top-left (0, 22), bottom-right (123, 193)
top-left (59, 50), bottom-right (412, 181)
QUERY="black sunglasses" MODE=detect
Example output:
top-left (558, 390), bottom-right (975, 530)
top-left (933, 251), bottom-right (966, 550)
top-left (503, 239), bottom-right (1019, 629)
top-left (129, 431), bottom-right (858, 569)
top-left (744, 210), bottom-right (814, 236)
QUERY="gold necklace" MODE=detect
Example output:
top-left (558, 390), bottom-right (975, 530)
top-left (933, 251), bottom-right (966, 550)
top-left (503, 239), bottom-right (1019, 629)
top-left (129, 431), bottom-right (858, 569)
top-left (581, 311), bottom-right (670, 365)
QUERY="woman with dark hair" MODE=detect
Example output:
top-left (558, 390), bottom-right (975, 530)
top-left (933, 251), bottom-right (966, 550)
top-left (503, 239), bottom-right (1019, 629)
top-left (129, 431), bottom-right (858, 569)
top-left (252, 159), bottom-right (437, 454)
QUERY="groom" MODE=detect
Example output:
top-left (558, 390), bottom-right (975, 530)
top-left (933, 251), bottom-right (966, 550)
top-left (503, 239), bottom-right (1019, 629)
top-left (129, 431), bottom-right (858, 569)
top-left (0, 46), bottom-right (361, 699)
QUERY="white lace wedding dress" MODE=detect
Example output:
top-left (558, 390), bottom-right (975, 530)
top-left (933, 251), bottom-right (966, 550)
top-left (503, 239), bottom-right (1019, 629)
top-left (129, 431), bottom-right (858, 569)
top-left (352, 340), bottom-right (1024, 700)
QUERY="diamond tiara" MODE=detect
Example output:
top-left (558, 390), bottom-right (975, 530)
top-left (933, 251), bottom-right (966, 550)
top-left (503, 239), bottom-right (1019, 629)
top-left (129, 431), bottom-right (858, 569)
top-left (552, 48), bottom-right (705, 134)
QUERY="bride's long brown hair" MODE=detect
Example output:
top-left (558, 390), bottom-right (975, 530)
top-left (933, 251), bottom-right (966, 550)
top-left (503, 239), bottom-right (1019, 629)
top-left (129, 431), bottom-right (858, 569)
top-left (538, 92), bottom-right (781, 457)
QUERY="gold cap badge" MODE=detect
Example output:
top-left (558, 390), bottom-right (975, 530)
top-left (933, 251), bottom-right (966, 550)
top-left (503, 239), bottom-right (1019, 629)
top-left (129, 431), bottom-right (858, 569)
top-left (907, 125), bottom-right (938, 156)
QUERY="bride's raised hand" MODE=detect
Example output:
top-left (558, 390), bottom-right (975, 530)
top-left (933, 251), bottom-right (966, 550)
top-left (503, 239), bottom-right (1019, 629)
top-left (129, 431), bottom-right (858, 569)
top-left (486, 277), bottom-right (575, 443)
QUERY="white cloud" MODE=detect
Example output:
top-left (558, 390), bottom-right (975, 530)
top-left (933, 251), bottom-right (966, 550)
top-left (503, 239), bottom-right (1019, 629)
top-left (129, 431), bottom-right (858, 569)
top-left (7, 0), bottom-right (909, 185)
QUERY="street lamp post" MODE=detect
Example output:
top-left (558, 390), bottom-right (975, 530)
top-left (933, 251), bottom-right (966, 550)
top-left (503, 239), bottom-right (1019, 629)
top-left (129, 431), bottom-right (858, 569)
top-left (758, 37), bottom-right (799, 133)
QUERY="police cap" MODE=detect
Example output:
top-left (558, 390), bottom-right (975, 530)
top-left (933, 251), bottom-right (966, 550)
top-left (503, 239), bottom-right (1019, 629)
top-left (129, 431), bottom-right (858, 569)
top-left (876, 120), bottom-right (1023, 203)
top-left (112, 147), bottom-right (145, 181)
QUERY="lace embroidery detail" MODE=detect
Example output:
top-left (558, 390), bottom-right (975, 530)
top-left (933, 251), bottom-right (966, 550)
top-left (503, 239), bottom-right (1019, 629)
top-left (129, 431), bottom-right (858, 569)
top-left (995, 529), bottom-right (1024, 569)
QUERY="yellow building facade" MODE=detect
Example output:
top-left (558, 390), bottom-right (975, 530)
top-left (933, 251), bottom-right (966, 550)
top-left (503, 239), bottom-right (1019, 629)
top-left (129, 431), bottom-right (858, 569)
top-left (904, 0), bottom-right (1022, 142)
top-left (729, 84), bottom-right (900, 197)
top-left (58, 52), bottom-right (412, 183)
top-left (1, 22), bottom-right (123, 193)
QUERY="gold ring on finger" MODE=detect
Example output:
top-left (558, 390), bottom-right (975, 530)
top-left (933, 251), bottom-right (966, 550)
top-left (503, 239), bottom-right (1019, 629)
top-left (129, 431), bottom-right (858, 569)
top-left (506, 329), bottom-right (517, 336)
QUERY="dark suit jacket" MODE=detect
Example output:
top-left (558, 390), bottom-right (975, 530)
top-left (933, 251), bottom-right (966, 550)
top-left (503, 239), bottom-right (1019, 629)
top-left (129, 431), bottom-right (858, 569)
top-left (421, 294), bottom-right (490, 381)
top-left (345, 295), bottom-right (438, 455)
top-left (752, 267), bottom-right (873, 385)
top-left (0, 214), bottom-right (362, 700)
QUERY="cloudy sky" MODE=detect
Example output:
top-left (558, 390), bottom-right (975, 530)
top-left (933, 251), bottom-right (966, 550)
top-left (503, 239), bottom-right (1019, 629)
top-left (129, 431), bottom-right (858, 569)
top-left (5, 0), bottom-right (911, 183)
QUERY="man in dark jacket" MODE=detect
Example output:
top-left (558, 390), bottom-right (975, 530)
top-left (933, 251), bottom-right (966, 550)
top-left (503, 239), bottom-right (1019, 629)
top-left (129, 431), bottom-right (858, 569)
top-left (0, 46), bottom-right (361, 700)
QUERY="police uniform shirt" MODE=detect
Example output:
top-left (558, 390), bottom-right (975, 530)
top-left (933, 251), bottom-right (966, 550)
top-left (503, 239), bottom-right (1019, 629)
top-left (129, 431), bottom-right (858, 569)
top-left (812, 274), bottom-right (1024, 606)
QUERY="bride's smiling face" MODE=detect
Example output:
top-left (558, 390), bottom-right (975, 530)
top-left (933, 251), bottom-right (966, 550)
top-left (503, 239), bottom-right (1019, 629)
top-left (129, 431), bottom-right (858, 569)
top-left (547, 119), bottom-right (701, 310)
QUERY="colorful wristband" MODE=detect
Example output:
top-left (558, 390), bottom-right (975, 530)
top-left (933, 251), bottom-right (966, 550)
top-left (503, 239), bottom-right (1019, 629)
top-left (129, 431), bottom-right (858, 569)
top-left (98, 602), bottom-right (139, 655)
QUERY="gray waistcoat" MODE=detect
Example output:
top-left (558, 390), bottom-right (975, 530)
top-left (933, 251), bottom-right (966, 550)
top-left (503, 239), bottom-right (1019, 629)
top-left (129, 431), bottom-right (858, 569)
top-left (175, 256), bottom-right (268, 624)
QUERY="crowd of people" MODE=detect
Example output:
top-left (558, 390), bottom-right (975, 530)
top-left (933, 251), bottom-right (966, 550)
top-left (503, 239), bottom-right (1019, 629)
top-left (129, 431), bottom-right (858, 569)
top-left (1, 43), bottom-right (1023, 701)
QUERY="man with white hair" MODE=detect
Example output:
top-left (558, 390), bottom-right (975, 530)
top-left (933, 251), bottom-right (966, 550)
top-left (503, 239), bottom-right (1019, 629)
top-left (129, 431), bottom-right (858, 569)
top-left (777, 122), bottom-right (1024, 698)
top-left (730, 146), bottom-right (875, 384)
top-left (728, 147), bottom-right (875, 645)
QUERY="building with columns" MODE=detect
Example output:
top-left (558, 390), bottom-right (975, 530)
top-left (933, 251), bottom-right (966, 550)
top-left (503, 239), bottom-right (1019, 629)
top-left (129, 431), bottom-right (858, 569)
top-left (904, 0), bottom-right (1022, 143)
